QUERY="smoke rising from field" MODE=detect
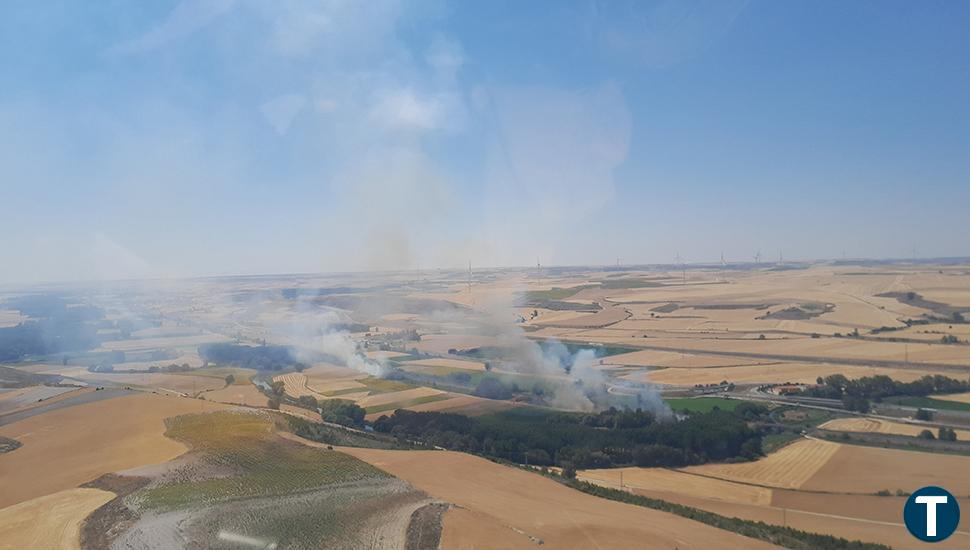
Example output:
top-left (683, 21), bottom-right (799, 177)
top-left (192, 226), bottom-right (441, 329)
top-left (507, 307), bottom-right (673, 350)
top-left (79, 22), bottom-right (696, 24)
top-left (468, 289), bottom-right (670, 415)
top-left (264, 296), bottom-right (386, 377)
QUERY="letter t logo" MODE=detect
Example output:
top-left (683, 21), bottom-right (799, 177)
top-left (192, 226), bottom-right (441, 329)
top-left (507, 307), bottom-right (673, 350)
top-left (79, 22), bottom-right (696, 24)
top-left (915, 495), bottom-right (949, 537)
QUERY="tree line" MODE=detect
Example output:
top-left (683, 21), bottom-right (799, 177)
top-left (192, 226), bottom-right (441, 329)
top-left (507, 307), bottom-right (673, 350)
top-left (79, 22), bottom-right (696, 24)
top-left (372, 404), bottom-right (767, 471)
top-left (798, 374), bottom-right (970, 412)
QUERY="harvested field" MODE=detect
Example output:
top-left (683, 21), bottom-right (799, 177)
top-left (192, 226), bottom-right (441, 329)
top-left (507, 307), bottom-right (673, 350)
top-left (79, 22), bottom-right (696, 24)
top-left (46, 368), bottom-right (226, 395)
top-left (819, 417), bottom-right (970, 439)
top-left (609, 349), bottom-right (773, 369)
top-left (578, 467), bottom-right (773, 506)
top-left (0, 488), bottom-right (114, 550)
top-left (637, 362), bottom-right (958, 386)
top-left (800, 442), bottom-right (970, 494)
top-left (681, 438), bottom-right (840, 489)
top-left (399, 394), bottom-right (515, 416)
top-left (95, 333), bottom-right (231, 353)
top-left (335, 446), bottom-right (774, 549)
top-left (0, 385), bottom-right (84, 414)
top-left (936, 391), bottom-right (970, 404)
top-left (401, 357), bottom-right (486, 371)
top-left (0, 392), bottom-right (225, 508)
top-left (273, 373), bottom-right (323, 399)
top-left (182, 366), bottom-right (254, 385)
top-left (644, 489), bottom-right (969, 550)
top-left (203, 384), bottom-right (269, 407)
top-left (440, 507), bottom-right (535, 550)
top-left (302, 362), bottom-right (363, 378)
top-left (357, 387), bottom-right (446, 409)
top-left (364, 394), bottom-right (518, 421)
top-left (534, 304), bottom-right (630, 328)
top-left (306, 378), bottom-right (367, 394)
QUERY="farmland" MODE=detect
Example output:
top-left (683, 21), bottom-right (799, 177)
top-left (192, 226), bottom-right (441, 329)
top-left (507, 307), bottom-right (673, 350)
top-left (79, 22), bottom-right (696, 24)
top-left (0, 392), bottom-right (224, 508)
top-left (579, 436), bottom-right (970, 549)
top-left (139, 410), bottom-right (390, 509)
top-left (819, 417), bottom-right (970, 440)
top-left (0, 488), bottom-right (114, 550)
top-left (1, 262), bottom-right (969, 548)
top-left (114, 409), bottom-right (435, 549)
top-left (337, 446), bottom-right (775, 549)
top-left (681, 438), bottom-right (841, 489)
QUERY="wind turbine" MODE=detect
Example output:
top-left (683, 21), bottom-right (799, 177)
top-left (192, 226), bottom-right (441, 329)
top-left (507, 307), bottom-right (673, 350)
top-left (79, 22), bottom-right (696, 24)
top-left (754, 250), bottom-right (762, 264)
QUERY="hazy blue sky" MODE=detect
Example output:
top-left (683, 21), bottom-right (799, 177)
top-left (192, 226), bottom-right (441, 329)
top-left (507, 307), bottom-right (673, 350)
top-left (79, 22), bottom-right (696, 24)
top-left (1, 0), bottom-right (968, 284)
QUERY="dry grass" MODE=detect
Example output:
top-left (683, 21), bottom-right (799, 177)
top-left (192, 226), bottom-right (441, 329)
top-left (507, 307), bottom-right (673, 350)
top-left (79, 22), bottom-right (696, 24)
top-left (0, 488), bottom-right (114, 550)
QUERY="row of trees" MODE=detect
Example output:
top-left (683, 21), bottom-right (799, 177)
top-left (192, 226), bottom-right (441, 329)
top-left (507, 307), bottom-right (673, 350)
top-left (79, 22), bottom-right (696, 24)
top-left (918, 427), bottom-right (959, 441)
top-left (805, 374), bottom-right (970, 401)
top-left (372, 406), bottom-right (765, 470)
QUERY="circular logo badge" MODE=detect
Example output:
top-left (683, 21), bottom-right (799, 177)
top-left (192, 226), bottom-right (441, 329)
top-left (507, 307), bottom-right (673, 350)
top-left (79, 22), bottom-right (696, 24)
top-left (904, 486), bottom-right (960, 542)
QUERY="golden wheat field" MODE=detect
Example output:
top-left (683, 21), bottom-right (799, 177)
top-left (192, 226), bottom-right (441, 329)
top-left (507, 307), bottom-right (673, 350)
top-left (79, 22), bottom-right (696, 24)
top-left (819, 417), bottom-right (970, 439)
top-left (0, 488), bottom-right (114, 550)
top-left (680, 438), bottom-right (840, 489)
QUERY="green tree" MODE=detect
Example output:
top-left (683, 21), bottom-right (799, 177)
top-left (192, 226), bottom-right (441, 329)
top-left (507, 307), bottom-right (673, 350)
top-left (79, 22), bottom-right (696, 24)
top-left (938, 427), bottom-right (957, 441)
top-left (319, 399), bottom-right (366, 427)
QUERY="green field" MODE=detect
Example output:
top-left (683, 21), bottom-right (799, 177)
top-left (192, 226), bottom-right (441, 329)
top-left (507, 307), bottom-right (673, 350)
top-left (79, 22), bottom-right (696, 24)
top-left (663, 397), bottom-right (739, 413)
top-left (141, 410), bottom-right (388, 510)
top-left (184, 366), bottom-right (254, 385)
top-left (365, 393), bottom-right (452, 414)
top-left (883, 395), bottom-right (970, 412)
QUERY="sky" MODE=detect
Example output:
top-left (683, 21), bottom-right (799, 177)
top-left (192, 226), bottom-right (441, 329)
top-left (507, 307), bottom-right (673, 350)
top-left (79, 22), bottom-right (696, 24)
top-left (1, 0), bottom-right (968, 284)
